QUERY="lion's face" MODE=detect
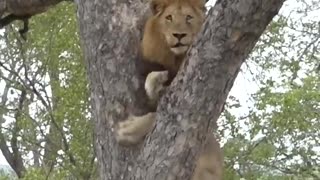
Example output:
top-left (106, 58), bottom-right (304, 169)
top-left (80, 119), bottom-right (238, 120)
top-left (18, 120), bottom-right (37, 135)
top-left (157, 2), bottom-right (205, 55)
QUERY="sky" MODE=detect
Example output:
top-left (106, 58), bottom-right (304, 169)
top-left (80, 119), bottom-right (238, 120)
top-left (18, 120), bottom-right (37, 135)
top-left (0, 0), bottom-right (318, 170)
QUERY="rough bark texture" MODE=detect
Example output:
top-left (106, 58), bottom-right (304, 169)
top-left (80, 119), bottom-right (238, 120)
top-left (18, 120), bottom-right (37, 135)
top-left (76, 1), bottom-right (152, 179)
top-left (76, 0), bottom-right (285, 179)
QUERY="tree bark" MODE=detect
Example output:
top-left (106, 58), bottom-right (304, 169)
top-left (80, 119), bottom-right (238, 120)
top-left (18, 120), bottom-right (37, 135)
top-left (0, 0), bottom-right (67, 15)
top-left (76, 0), bottom-right (285, 179)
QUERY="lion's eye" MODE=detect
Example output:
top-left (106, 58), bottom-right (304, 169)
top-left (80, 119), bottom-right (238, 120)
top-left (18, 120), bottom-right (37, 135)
top-left (166, 15), bottom-right (172, 21)
top-left (186, 15), bottom-right (193, 22)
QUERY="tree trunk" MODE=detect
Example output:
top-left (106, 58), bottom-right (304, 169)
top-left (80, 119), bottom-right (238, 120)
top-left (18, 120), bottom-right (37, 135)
top-left (76, 0), bottom-right (285, 179)
top-left (0, 61), bottom-right (26, 178)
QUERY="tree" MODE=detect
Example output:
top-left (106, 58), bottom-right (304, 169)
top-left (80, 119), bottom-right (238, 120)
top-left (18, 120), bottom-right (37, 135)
top-left (76, 0), bottom-right (285, 179)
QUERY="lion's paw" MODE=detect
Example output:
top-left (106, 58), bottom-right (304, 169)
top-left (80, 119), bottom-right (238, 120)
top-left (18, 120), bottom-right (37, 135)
top-left (145, 70), bottom-right (169, 102)
top-left (116, 112), bottom-right (156, 146)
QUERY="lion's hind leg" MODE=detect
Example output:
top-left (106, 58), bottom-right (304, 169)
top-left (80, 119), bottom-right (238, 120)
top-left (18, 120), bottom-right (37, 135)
top-left (192, 134), bottom-right (223, 180)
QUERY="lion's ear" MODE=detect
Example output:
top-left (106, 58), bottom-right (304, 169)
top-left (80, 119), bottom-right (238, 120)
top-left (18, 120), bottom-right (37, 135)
top-left (188, 0), bottom-right (206, 9)
top-left (150, 0), bottom-right (167, 15)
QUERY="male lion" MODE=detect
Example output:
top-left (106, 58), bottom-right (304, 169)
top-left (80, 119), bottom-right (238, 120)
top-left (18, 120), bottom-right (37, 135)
top-left (141, 0), bottom-right (206, 83)
top-left (116, 0), bottom-right (223, 179)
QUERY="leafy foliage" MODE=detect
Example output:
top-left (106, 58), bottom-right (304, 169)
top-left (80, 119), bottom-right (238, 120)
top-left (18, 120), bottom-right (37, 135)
top-left (0, 2), bottom-right (96, 179)
top-left (220, 0), bottom-right (320, 179)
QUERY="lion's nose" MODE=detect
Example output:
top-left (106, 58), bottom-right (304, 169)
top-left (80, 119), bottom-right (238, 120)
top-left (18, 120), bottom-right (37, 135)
top-left (173, 33), bottom-right (187, 40)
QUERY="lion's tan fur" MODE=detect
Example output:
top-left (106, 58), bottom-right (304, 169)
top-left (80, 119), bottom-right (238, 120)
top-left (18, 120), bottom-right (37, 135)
top-left (141, 0), bottom-right (205, 75)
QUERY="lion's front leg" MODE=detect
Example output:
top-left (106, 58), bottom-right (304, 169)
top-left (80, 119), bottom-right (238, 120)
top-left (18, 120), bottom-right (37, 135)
top-left (115, 71), bottom-right (168, 146)
top-left (115, 112), bottom-right (156, 146)
top-left (145, 70), bottom-right (169, 106)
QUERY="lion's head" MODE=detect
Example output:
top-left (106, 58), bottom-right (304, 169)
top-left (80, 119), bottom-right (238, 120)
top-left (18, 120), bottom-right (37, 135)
top-left (151, 0), bottom-right (206, 55)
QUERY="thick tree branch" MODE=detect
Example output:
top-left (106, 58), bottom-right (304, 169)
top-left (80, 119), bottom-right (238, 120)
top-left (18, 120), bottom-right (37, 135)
top-left (0, 62), bottom-right (26, 178)
top-left (0, 82), bottom-right (14, 171)
top-left (0, 0), bottom-right (73, 39)
top-left (10, 89), bottom-right (27, 178)
top-left (0, 0), bottom-right (70, 16)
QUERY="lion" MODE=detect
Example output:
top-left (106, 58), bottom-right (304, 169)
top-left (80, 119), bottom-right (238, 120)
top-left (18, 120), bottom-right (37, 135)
top-left (140, 0), bottom-right (206, 84)
top-left (115, 0), bottom-right (223, 179)
top-left (116, 0), bottom-right (206, 145)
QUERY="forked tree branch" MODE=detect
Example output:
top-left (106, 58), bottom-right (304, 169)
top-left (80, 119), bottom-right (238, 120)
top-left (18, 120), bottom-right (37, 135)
top-left (77, 0), bottom-right (285, 179)
top-left (137, 0), bottom-right (286, 178)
